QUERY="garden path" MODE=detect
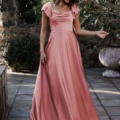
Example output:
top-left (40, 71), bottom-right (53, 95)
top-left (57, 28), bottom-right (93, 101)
top-left (2, 67), bottom-right (120, 120)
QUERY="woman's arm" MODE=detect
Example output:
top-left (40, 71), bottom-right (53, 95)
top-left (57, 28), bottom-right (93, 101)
top-left (40, 11), bottom-right (49, 53)
top-left (40, 11), bottom-right (48, 65)
top-left (73, 14), bottom-right (109, 39)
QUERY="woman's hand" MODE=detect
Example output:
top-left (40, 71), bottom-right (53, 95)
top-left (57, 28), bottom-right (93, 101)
top-left (96, 31), bottom-right (109, 39)
top-left (40, 51), bottom-right (47, 66)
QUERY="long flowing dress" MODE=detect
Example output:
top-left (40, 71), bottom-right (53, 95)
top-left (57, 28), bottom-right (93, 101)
top-left (30, 2), bottom-right (99, 120)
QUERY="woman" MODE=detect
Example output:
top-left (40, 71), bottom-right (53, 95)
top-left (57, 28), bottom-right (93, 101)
top-left (30, 0), bottom-right (109, 120)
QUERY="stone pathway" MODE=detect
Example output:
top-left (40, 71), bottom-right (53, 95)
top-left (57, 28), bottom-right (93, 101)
top-left (3, 67), bottom-right (120, 120)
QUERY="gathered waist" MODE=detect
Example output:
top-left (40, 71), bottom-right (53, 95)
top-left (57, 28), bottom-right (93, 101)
top-left (50, 29), bottom-right (74, 33)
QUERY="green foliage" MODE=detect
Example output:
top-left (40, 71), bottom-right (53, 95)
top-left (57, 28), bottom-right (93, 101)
top-left (0, 0), bottom-right (18, 63)
top-left (3, 19), bottom-right (15, 28)
top-left (1, 0), bottom-right (16, 16)
top-left (0, 0), bottom-right (41, 71)
top-left (79, 0), bottom-right (120, 55)
top-left (18, 0), bottom-right (52, 24)
top-left (79, 0), bottom-right (120, 39)
top-left (34, 3), bottom-right (43, 22)
top-left (18, 0), bottom-right (38, 24)
top-left (3, 34), bottom-right (39, 71)
top-left (78, 0), bottom-right (120, 66)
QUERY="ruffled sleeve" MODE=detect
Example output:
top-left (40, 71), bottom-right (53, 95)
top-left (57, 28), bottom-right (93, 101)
top-left (41, 2), bottom-right (52, 18)
top-left (71, 4), bottom-right (80, 19)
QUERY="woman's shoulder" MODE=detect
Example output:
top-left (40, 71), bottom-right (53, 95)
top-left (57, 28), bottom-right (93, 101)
top-left (41, 2), bottom-right (52, 18)
top-left (41, 2), bottom-right (52, 11)
top-left (71, 4), bottom-right (80, 14)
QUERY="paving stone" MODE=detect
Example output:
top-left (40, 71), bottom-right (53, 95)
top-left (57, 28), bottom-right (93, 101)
top-left (84, 68), bottom-right (102, 73)
top-left (88, 76), bottom-right (107, 79)
top-left (86, 75), bottom-right (104, 79)
top-left (7, 77), bottom-right (23, 81)
top-left (93, 99), bottom-right (101, 107)
top-left (91, 93), bottom-right (98, 100)
top-left (8, 100), bottom-right (14, 108)
top-left (86, 74), bottom-right (101, 77)
top-left (12, 101), bottom-right (32, 109)
top-left (8, 118), bottom-right (30, 120)
top-left (109, 78), bottom-right (120, 83)
top-left (87, 82), bottom-right (91, 87)
top-left (8, 94), bottom-right (17, 100)
top-left (9, 108), bottom-right (31, 117)
top-left (89, 68), bottom-right (102, 71)
top-left (105, 107), bottom-right (120, 115)
top-left (89, 87), bottom-right (94, 93)
top-left (15, 95), bottom-right (33, 101)
top-left (85, 79), bottom-right (89, 82)
top-left (91, 83), bottom-right (115, 88)
top-left (7, 80), bottom-right (22, 84)
top-left (96, 107), bottom-right (107, 115)
top-left (84, 68), bottom-right (101, 70)
top-left (21, 80), bottom-right (36, 84)
top-left (8, 88), bottom-right (18, 95)
top-left (113, 83), bottom-right (120, 88)
top-left (84, 70), bottom-right (102, 75)
top-left (93, 88), bottom-right (119, 92)
top-left (23, 75), bottom-right (37, 80)
top-left (18, 88), bottom-right (34, 95)
top-left (110, 116), bottom-right (120, 120)
top-left (7, 84), bottom-right (20, 89)
top-left (23, 78), bottom-right (37, 81)
top-left (101, 68), bottom-right (108, 72)
top-left (99, 116), bottom-right (110, 120)
top-left (20, 84), bottom-right (35, 89)
top-left (88, 79), bottom-right (110, 83)
top-left (101, 100), bottom-right (120, 106)
top-left (3, 108), bottom-right (11, 120)
top-left (7, 74), bottom-right (25, 79)
top-left (96, 93), bottom-right (120, 100)
top-left (94, 88), bottom-right (119, 97)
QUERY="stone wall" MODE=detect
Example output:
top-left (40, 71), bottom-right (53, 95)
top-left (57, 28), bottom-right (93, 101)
top-left (0, 65), bottom-right (8, 120)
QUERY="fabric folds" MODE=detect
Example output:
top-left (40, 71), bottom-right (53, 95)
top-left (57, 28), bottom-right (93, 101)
top-left (71, 4), bottom-right (81, 19)
top-left (41, 2), bottom-right (80, 19)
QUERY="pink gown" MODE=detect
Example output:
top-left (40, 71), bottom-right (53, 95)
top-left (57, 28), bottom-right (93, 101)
top-left (30, 2), bottom-right (99, 120)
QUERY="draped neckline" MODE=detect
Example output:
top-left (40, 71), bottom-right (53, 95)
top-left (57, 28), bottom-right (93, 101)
top-left (50, 2), bottom-right (72, 14)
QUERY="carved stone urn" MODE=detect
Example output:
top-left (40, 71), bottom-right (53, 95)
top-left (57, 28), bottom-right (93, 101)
top-left (99, 38), bottom-right (120, 77)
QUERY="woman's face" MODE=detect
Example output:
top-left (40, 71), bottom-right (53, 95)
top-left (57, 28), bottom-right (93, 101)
top-left (64, 0), bottom-right (70, 4)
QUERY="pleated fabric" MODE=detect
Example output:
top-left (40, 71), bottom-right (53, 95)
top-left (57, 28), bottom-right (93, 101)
top-left (30, 2), bottom-right (99, 120)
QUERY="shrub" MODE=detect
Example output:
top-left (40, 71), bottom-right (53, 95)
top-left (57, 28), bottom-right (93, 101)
top-left (4, 34), bottom-right (39, 71)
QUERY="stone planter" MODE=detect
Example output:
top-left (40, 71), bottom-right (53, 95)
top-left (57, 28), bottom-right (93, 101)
top-left (0, 65), bottom-right (8, 119)
top-left (99, 47), bottom-right (120, 77)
